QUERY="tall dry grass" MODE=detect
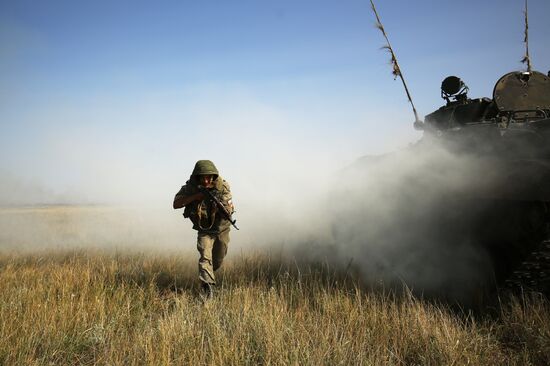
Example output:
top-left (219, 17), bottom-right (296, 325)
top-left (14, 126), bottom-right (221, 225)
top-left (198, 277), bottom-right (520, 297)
top-left (1, 249), bottom-right (549, 365)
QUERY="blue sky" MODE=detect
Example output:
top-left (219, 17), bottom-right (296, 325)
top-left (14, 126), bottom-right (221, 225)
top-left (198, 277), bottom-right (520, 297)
top-left (1, 0), bottom-right (549, 205)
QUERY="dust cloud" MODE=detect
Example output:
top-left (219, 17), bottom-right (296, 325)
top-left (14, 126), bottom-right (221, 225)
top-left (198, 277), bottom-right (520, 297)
top-left (0, 133), bottom-right (498, 301)
top-left (0, 89), bottom-right (497, 300)
top-left (287, 137), bottom-right (503, 301)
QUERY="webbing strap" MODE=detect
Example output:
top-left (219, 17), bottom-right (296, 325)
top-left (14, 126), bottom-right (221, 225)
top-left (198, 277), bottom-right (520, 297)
top-left (197, 201), bottom-right (218, 231)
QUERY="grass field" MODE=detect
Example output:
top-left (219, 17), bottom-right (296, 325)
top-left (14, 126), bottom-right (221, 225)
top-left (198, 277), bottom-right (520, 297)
top-left (1, 207), bottom-right (549, 365)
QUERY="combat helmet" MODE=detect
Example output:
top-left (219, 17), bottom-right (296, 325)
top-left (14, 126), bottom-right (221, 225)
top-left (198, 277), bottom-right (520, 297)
top-left (192, 160), bottom-right (219, 176)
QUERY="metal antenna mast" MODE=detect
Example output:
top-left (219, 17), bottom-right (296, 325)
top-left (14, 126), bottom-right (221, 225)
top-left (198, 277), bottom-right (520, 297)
top-left (370, 0), bottom-right (422, 127)
top-left (521, 0), bottom-right (532, 72)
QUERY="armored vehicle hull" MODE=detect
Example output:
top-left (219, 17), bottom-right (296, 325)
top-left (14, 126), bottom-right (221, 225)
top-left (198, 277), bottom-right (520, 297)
top-left (420, 70), bottom-right (550, 292)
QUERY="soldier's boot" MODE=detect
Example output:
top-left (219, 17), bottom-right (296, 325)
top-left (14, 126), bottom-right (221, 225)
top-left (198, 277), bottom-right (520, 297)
top-left (201, 282), bottom-right (214, 300)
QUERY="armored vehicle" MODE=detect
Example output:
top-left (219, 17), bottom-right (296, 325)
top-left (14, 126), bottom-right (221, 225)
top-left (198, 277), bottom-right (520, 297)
top-left (417, 70), bottom-right (550, 291)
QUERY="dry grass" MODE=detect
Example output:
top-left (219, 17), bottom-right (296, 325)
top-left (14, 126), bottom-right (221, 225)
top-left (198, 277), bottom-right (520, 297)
top-left (0, 249), bottom-right (549, 366)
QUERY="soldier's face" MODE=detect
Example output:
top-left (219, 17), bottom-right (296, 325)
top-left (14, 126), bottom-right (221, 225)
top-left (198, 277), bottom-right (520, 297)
top-left (199, 174), bottom-right (215, 188)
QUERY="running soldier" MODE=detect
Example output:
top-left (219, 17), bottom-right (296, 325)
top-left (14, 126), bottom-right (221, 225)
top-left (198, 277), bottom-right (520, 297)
top-left (173, 160), bottom-right (235, 298)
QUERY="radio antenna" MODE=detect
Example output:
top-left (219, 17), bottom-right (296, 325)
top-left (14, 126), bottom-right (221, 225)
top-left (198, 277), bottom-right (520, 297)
top-left (521, 0), bottom-right (532, 72)
top-left (370, 0), bottom-right (422, 127)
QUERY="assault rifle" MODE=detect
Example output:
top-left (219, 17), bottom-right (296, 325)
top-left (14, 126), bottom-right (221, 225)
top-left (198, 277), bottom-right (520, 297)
top-left (196, 184), bottom-right (239, 230)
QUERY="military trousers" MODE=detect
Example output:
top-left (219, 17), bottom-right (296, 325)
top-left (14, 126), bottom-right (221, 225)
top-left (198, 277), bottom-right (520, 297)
top-left (197, 228), bottom-right (230, 285)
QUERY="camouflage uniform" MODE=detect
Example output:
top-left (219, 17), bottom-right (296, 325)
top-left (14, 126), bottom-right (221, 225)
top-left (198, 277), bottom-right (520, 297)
top-left (174, 160), bottom-right (234, 287)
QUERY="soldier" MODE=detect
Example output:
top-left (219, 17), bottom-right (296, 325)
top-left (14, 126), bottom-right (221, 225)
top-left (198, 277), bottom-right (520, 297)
top-left (173, 160), bottom-right (235, 298)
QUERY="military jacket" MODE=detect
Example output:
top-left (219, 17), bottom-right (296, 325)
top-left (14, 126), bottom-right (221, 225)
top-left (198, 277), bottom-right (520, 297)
top-left (175, 176), bottom-right (234, 234)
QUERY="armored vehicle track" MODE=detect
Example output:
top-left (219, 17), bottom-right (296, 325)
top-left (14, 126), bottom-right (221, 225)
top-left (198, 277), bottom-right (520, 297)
top-left (505, 237), bottom-right (550, 293)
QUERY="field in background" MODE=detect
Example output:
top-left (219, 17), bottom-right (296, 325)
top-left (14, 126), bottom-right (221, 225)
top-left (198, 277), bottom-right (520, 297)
top-left (1, 207), bottom-right (550, 365)
top-left (0, 205), bottom-right (193, 251)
